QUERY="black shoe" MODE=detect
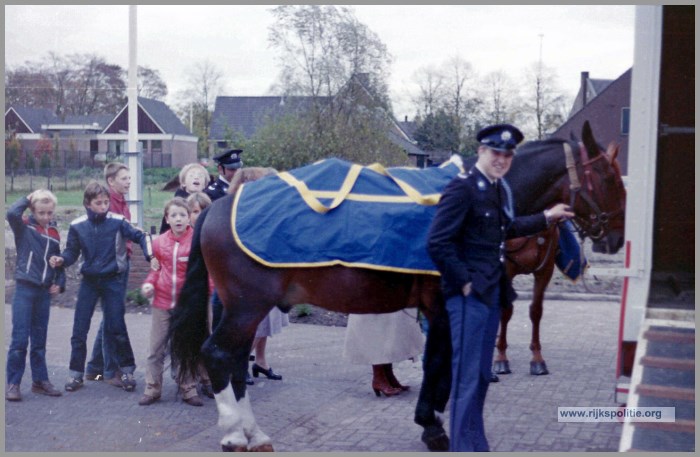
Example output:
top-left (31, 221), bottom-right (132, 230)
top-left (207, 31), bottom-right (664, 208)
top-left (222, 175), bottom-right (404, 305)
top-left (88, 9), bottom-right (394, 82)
top-left (246, 372), bottom-right (254, 385)
top-left (251, 363), bottom-right (282, 380)
top-left (200, 382), bottom-right (215, 399)
top-left (65, 377), bottom-right (84, 392)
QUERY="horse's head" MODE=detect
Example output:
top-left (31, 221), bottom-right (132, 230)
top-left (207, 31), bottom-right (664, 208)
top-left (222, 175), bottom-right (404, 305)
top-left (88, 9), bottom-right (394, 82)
top-left (569, 122), bottom-right (626, 254)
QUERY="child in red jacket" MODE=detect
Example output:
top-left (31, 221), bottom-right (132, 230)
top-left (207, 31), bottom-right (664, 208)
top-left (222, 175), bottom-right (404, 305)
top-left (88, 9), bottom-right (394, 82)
top-left (138, 197), bottom-right (202, 407)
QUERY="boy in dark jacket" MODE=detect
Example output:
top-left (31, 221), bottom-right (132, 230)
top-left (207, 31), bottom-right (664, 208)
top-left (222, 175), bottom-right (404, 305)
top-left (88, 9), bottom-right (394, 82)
top-left (50, 181), bottom-right (153, 393)
top-left (5, 190), bottom-right (65, 401)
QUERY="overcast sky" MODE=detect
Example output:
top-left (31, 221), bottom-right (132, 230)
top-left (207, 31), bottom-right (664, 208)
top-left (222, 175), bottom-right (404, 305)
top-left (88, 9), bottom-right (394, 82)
top-left (5, 5), bottom-right (636, 120)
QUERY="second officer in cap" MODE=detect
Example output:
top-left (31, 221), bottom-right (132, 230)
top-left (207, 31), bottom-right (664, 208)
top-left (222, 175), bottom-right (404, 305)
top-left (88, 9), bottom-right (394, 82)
top-left (426, 124), bottom-right (574, 451)
top-left (205, 149), bottom-right (243, 201)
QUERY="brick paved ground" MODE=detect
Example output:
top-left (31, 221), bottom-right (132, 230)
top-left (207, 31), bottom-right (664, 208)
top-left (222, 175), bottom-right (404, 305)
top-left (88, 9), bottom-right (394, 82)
top-left (4, 297), bottom-right (622, 452)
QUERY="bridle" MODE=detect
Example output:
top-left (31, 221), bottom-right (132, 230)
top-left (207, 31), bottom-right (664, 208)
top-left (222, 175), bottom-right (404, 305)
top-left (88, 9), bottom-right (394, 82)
top-left (562, 142), bottom-right (622, 241)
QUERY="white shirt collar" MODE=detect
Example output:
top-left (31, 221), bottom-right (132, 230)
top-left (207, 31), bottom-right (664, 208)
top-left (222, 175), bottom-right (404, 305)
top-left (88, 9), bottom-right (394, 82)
top-left (475, 163), bottom-right (497, 184)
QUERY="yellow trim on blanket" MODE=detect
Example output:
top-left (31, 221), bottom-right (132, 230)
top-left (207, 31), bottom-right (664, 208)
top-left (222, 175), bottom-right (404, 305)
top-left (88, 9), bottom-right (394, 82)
top-left (276, 161), bottom-right (447, 213)
top-left (230, 187), bottom-right (440, 276)
top-left (277, 163), bottom-right (362, 214)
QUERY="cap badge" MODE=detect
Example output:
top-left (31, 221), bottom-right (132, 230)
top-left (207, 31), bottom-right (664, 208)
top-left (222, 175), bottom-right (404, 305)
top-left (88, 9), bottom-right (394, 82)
top-left (501, 131), bottom-right (512, 141)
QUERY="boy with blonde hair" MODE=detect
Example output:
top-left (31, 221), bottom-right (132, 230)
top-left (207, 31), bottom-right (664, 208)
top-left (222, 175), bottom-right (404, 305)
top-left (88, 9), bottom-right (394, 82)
top-left (6, 189), bottom-right (65, 401)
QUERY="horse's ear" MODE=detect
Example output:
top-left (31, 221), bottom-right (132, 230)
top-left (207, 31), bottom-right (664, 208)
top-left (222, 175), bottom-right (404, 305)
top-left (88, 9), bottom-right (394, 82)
top-left (606, 141), bottom-right (620, 162)
top-left (581, 121), bottom-right (600, 158)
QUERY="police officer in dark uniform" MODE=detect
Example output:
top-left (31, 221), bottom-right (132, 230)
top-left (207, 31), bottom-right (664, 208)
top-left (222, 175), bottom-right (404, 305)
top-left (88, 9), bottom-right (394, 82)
top-left (427, 124), bottom-right (573, 452)
top-left (205, 149), bottom-right (243, 201)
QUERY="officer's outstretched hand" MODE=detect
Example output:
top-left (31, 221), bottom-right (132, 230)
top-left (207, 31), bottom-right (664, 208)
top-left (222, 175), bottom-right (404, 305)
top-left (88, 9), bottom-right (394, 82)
top-left (544, 203), bottom-right (575, 224)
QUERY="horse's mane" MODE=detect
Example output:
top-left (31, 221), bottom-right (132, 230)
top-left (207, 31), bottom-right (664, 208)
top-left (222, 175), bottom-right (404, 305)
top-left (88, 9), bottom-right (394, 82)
top-left (227, 167), bottom-right (278, 195)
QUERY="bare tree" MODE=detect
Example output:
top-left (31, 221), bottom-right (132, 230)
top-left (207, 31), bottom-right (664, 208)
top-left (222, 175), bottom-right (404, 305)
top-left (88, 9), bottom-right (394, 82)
top-left (174, 60), bottom-right (225, 157)
top-left (5, 64), bottom-right (55, 111)
top-left (269, 6), bottom-right (391, 115)
top-left (264, 5), bottom-right (398, 165)
top-left (522, 62), bottom-right (567, 139)
top-left (137, 66), bottom-right (168, 100)
top-left (411, 65), bottom-right (446, 118)
top-left (480, 70), bottom-right (524, 126)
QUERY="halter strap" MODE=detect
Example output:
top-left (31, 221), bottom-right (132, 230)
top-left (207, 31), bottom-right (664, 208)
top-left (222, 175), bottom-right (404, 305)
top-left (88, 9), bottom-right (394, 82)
top-left (563, 142), bottom-right (581, 191)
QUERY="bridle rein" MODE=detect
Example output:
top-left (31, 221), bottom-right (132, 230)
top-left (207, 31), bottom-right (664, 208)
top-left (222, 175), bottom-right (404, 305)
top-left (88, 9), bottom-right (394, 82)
top-left (562, 142), bottom-right (621, 241)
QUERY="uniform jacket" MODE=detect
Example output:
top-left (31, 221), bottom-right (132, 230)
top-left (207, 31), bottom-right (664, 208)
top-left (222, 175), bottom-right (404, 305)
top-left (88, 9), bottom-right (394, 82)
top-left (109, 188), bottom-right (132, 257)
top-left (204, 176), bottom-right (229, 201)
top-left (7, 197), bottom-right (66, 290)
top-left (60, 208), bottom-right (152, 276)
top-left (143, 226), bottom-right (193, 310)
top-left (427, 166), bottom-right (547, 306)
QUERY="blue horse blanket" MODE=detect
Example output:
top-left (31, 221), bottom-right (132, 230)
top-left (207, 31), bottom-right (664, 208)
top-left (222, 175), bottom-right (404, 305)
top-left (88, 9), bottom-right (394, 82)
top-left (555, 220), bottom-right (588, 281)
top-left (232, 157), bottom-right (462, 275)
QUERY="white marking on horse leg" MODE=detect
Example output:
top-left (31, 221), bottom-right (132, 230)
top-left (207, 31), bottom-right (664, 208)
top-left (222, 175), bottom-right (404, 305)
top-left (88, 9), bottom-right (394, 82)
top-left (215, 383), bottom-right (247, 449)
top-left (237, 394), bottom-right (272, 449)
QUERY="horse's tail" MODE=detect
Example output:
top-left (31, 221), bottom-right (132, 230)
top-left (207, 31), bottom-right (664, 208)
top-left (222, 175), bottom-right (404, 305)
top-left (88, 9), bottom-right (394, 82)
top-left (170, 205), bottom-right (211, 385)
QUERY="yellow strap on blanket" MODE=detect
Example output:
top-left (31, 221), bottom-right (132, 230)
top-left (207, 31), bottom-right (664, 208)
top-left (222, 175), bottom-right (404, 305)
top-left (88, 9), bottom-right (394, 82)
top-left (276, 161), bottom-right (443, 214)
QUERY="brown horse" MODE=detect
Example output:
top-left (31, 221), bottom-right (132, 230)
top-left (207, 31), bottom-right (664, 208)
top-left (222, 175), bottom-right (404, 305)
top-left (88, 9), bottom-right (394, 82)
top-left (170, 121), bottom-right (626, 451)
top-left (495, 140), bottom-right (623, 378)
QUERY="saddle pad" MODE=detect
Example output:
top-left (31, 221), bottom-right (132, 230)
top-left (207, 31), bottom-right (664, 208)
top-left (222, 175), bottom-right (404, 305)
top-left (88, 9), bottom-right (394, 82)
top-left (232, 157), bottom-right (462, 274)
top-left (555, 220), bottom-right (589, 281)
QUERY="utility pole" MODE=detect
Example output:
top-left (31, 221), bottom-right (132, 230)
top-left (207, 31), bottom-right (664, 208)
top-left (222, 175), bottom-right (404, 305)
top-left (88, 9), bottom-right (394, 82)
top-left (126, 5), bottom-right (143, 226)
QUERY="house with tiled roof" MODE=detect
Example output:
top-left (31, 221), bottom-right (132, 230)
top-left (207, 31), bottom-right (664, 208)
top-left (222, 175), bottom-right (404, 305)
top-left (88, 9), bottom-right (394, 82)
top-left (5, 97), bottom-right (197, 169)
top-left (209, 74), bottom-right (428, 166)
top-left (551, 69), bottom-right (632, 174)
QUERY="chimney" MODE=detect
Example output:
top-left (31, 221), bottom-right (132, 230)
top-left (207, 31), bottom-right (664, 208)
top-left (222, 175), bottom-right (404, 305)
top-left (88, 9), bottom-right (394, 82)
top-left (404, 115), bottom-right (408, 122)
top-left (581, 71), bottom-right (589, 106)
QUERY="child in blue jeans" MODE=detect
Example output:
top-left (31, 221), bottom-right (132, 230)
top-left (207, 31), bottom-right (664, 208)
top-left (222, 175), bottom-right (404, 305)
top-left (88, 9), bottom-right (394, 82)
top-left (5, 190), bottom-right (65, 401)
top-left (50, 181), bottom-right (153, 393)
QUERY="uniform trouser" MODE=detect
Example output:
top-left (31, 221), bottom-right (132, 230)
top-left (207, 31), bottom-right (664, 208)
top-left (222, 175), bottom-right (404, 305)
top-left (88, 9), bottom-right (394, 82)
top-left (86, 261), bottom-right (133, 376)
top-left (68, 274), bottom-right (135, 379)
top-left (144, 307), bottom-right (197, 399)
top-left (445, 293), bottom-right (501, 452)
top-left (6, 281), bottom-right (51, 385)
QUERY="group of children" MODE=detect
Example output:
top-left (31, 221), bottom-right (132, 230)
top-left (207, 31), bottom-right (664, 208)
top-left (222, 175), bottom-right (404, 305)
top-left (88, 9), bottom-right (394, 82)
top-left (5, 161), bottom-right (214, 407)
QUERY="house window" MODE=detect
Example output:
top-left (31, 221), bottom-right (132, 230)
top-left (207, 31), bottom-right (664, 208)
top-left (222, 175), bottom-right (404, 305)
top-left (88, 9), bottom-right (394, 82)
top-left (107, 140), bottom-right (123, 155)
top-left (621, 107), bottom-right (631, 135)
top-left (152, 140), bottom-right (162, 152)
top-left (139, 140), bottom-right (148, 153)
top-left (90, 140), bottom-right (98, 152)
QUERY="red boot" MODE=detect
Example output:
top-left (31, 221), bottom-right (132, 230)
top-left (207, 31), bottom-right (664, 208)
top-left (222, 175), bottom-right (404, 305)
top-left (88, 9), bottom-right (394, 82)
top-left (371, 364), bottom-right (402, 397)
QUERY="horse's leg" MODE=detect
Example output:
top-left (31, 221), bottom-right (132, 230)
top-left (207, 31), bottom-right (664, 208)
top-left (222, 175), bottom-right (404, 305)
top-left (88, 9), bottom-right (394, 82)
top-left (203, 309), bottom-right (273, 451)
top-left (529, 267), bottom-right (554, 376)
top-left (493, 305), bottom-right (513, 375)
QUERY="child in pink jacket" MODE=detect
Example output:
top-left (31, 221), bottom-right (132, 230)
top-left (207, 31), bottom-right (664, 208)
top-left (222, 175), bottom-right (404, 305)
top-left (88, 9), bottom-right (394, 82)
top-left (138, 197), bottom-right (202, 407)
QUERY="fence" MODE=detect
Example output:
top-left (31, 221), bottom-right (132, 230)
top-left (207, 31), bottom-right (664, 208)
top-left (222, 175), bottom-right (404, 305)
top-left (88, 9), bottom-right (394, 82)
top-left (7, 149), bottom-right (173, 173)
top-left (5, 167), bottom-right (105, 194)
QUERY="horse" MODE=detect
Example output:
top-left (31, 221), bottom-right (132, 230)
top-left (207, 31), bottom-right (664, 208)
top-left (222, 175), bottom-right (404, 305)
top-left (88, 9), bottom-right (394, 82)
top-left (170, 121), bottom-right (626, 452)
top-left (416, 123), bottom-right (625, 451)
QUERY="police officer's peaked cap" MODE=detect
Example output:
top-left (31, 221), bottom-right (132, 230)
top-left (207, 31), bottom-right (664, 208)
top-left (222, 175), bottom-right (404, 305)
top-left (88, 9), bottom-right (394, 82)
top-left (213, 149), bottom-right (243, 169)
top-left (476, 124), bottom-right (524, 151)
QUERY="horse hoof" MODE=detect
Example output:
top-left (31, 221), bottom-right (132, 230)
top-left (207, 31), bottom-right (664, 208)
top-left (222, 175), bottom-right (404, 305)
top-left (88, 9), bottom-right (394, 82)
top-left (249, 443), bottom-right (274, 452)
top-left (530, 361), bottom-right (549, 375)
top-left (421, 424), bottom-right (450, 452)
top-left (221, 444), bottom-right (248, 452)
top-left (493, 360), bottom-right (511, 374)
